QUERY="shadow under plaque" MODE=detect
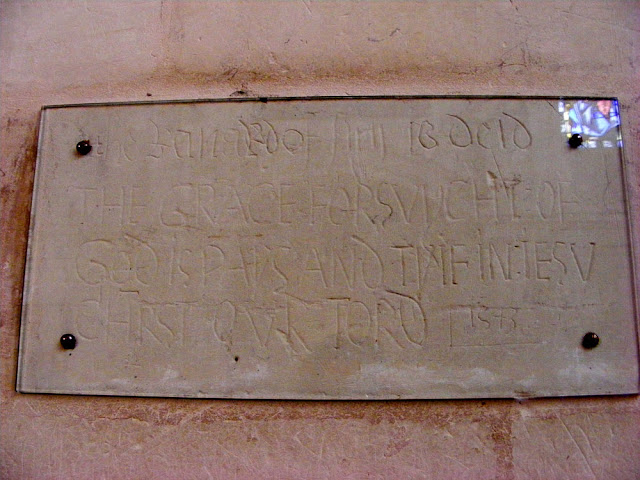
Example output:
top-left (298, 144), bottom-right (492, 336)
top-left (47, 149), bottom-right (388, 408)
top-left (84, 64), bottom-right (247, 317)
top-left (17, 96), bottom-right (640, 399)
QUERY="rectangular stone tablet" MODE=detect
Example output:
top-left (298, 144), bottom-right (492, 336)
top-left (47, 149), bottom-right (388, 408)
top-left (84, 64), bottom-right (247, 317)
top-left (17, 97), bottom-right (640, 399)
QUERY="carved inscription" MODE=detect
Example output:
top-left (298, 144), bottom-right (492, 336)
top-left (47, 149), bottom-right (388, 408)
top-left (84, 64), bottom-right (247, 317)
top-left (20, 98), bottom-right (638, 398)
top-left (62, 106), bottom-right (603, 354)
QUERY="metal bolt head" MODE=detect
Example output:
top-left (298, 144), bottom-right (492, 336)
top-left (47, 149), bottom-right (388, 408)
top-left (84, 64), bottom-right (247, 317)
top-left (582, 332), bottom-right (599, 349)
top-left (568, 133), bottom-right (583, 149)
top-left (60, 334), bottom-right (76, 350)
top-left (76, 140), bottom-right (92, 155)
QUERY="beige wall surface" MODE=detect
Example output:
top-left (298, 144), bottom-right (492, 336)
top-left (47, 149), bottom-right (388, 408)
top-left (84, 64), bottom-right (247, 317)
top-left (1, 1), bottom-right (639, 478)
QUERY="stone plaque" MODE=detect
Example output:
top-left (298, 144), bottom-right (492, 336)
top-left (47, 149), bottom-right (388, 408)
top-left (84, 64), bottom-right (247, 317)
top-left (17, 97), bottom-right (639, 399)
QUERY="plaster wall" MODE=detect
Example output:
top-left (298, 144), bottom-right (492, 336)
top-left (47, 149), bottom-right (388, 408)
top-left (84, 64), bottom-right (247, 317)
top-left (1, 1), bottom-right (639, 478)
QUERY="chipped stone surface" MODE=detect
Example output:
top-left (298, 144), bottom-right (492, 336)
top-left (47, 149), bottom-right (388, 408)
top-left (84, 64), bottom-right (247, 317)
top-left (2, 0), bottom-right (640, 478)
top-left (1, 400), bottom-right (499, 479)
top-left (513, 409), bottom-right (640, 480)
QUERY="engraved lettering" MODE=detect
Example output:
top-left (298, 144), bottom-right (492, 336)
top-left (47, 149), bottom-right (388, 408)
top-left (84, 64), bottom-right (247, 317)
top-left (571, 242), bottom-right (596, 281)
top-left (411, 120), bottom-right (438, 152)
top-left (448, 115), bottom-right (473, 147)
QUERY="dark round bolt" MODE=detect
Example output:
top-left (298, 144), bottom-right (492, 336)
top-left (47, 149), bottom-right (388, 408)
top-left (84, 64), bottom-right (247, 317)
top-left (568, 133), bottom-right (583, 149)
top-left (76, 140), bottom-right (92, 155)
top-left (60, 334), bottom-right (76, 350)
top-left (582, 332), bottom-right (599, 349)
